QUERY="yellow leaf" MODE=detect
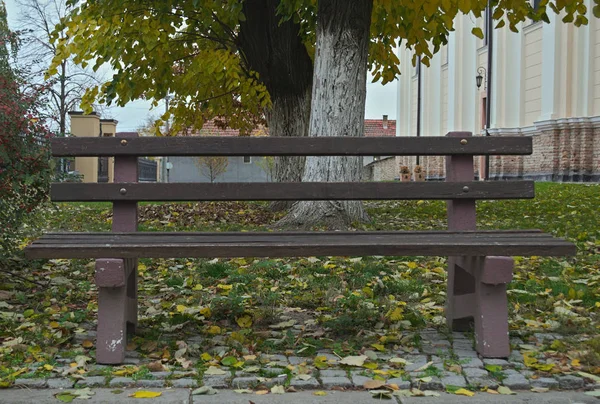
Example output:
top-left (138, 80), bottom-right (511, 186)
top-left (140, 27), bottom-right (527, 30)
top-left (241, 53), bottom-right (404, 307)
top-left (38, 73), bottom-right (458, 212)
top-left (313, 391), bottom-right (327, 396)
top-left (387, 307), bottom-right (404, 322)
top-left (371, 344), bottom-right (386, 352)
top-left (407, 262), bottom-right (418, 269)
top-left (49, 321), bottom-right (60, 329)
top-left (43, 364), bottom-right (54, 371)
top-left (255, 390), bottom-right (269, 395)
top-left (176, 305), bottom-right (186, 313)
top-left (129, 391), bottom-right (162, 398)
top-left (207, 326), bottom-right (221, 335)
top-left (455, 388), bottom-right (475, 397)
top-left (200, 307), bottom-right (211, 318)
top-left (571, 359), bottom-right (581, 367)
top-left (363, 362), bottom-right (378, 370)
top-left (82, 340), bottom-right (94, 349)
top-left (193, 284), bottom-right (203, 291)
top-left (236, 315), bottom-right (252, 328)
top-left (201, 352), bottom-right (213, 361)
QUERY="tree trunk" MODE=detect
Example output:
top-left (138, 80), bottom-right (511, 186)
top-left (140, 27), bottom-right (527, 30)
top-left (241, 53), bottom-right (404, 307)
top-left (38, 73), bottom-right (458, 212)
top-left (278, 0), bottom-right (373, 229)
top-left (237, 0), bottom-right (313, 211)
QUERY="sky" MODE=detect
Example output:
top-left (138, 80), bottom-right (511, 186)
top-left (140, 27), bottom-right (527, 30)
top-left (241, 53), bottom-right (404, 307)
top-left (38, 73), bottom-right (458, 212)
top-left (5, 0), bottom-right (398, 132)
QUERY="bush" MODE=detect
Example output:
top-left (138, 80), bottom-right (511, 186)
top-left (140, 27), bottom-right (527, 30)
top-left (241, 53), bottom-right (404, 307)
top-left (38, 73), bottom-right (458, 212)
top-left (0, 75), bottom-right (52, 264)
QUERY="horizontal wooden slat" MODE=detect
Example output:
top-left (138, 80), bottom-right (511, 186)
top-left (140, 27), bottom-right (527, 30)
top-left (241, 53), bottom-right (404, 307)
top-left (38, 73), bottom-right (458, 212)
top-left (51, 181), bottom-right (535, 202)
top-left (50, 136), bottom-right (533, 157)
top-left (24, 231), bottom-right (576, 259)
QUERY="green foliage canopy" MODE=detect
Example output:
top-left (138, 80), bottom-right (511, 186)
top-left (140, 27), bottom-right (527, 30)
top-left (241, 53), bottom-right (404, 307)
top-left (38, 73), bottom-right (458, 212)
top-left (51, 0), bottom-right (591, 131)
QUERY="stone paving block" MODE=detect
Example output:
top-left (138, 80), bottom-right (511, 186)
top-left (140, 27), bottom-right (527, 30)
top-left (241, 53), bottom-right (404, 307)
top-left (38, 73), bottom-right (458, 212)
top-left (502, 374), bottom-right (530, 390)
top-left (108, 377), bottom-right (134, 387)
top-left (531, 377), bottom-right (559, 389)
top-left (557, 375), bottom-right (584, 390)
top-left (14, 378), bottom-right (47, 388)
top-left (441, 375), bottom-right (467, 388)
top-left (231, 377), bottom-right (259, 389)
top-left (75, 376), bottom-right (107, 387)
top-left (149, 371), bottom-right (170, 379)
top-left (289, 377), bottom-right (320, 389)
top-left (452, 341), bottom-right (475, 349)
top-left (461, 357), bottom-right (484, 368)
top-left (452, 332), bottom-right (469, 340)
top-left (263, 376), bottom-right (288, 388)
top-left (170, 378), bottom-right (197, 388)
top-left (315, 352), bottom-right (339, 361)
top-left (509, 350), bottom-right (524, 363)
top-left (405, 361), bottom-right (429, 372)
top-left (483, 358), bottom-right (510, 367)
top-left (453, 349), bottom-right (478, 358)
top-left (321, 376), bottom-right (353, 389)
top-left (351, 375), bottom-right (372, 388)
top-left (415, 376), bottom-right (443, 391)
top-left (319, 369), bottom-right (347, 377)
top-left (46, 378), bottom-right (74, 389)
top-left (464, 367), bottom-right (488, 378)
top-left (466, 377), bottom-right (499, 389)
top-left (122, 358), bottom-right (140, 365)
top-left (287, 356), bottom-right (307, 365)
top-left (202, 376), bottom-right (229, 389)
top-left (136, 379), bottom-right (165, 388)
top-left (386, 378), bottom-right (411, 389)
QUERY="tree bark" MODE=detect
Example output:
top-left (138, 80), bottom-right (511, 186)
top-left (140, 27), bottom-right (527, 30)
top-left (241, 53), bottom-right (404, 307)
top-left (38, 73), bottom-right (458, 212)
top-left (278, 0), bottom-right (373, 229)
top-left (237, 0), bottom-right (313, 211)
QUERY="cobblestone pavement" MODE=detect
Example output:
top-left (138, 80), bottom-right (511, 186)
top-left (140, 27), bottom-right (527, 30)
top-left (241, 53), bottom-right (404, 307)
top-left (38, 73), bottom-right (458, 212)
top-left (4, 330), bottom-right (599, 402)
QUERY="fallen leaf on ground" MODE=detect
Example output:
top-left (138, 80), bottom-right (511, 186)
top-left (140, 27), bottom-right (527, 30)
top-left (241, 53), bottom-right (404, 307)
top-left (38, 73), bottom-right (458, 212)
top-left (454, 388), bottom-right (475, 397)
top-left (204, 366), bottom-right (226, 375)
top-left (234, 389), bottom-right (253, 394)
top-left (313, 391), bottom-right (327, 396)
top-left (129, 391), bottom-right (162, 398)
top-left (363, 379), bottom-right (385, 389)
top-left (498, 386), bottom-right (516, 395)
top-left (192, 386), bottom-right (218, 395)
top-left (531, 387), bottom-right (549, 393)
top-left (339, 355), bottom-right (367, 367)
top-left (271, 385), bottom-right (285, 394)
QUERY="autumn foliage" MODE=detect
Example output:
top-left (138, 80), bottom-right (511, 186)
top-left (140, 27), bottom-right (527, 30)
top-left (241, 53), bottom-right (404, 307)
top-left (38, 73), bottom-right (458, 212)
top-left (0, 66), bottom-right (52, 261)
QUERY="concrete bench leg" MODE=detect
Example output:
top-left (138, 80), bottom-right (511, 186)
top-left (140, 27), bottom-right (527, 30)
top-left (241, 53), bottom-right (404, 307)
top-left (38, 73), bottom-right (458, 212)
top-left (446, 256), bottom-right (513, 358)
top-left (95, 258), bottom-right (137, 364)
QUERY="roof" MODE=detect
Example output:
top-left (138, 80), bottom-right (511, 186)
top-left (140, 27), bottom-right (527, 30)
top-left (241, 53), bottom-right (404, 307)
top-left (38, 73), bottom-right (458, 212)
top-left (180, 120), bottom-right (268, 137)
top-left (364, 119), bottom-right (396, 137)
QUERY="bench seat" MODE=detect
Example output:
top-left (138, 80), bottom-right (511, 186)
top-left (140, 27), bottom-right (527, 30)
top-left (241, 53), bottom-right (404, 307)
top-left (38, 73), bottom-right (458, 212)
top-left (25, 230), bottom-right (576, 259)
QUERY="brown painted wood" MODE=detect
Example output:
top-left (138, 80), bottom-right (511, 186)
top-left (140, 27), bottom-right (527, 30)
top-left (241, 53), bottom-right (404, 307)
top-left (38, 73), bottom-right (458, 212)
top-left (25, 231), bottom-right (577, 259)
top-left (50, 136), bottom-right (533, 157)
top-left (51, 181), bottom-right (535, 202)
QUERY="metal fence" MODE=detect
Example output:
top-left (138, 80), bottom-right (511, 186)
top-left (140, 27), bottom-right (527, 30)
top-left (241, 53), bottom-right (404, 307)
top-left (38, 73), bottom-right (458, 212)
top-left (139, 158), bottom-right (158, 182)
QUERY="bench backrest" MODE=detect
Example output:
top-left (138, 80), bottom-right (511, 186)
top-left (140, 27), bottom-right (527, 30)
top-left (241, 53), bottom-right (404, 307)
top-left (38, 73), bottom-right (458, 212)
top-left (51, 131), bottom-right (533, 202)
top-left (50, 131), bottom-right (533, 233)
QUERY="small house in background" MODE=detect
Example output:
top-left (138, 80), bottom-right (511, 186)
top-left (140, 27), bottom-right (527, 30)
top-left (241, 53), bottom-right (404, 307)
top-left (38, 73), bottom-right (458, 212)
top-left (362, 115), bottom-right (398, 181)
top-left (166, 121), bottom-right (272, 183)
top-left (68, 112), bottom-right (158, 183)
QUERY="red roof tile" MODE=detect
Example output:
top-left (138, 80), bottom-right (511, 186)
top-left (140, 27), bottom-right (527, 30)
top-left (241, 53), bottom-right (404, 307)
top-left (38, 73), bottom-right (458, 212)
top-left (364, 119), bottom-right (396, 137)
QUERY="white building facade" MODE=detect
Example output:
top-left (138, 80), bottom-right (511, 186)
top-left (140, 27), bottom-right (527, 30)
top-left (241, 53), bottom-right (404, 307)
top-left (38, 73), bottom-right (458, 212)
top-left (396, 3), bottom-right (600, 182)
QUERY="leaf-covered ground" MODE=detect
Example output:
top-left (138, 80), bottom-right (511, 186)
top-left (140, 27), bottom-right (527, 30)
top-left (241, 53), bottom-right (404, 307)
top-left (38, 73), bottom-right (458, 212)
top-left (0, 183), bottom-right (598, 392)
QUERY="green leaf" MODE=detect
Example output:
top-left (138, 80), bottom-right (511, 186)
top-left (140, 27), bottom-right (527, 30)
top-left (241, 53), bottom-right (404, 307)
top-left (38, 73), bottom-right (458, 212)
top-left (221, 356), bottom-right (237, 366)
top-left (54, 393), bottom-right (76, 403)
top-left (485, 364), bottom-right (503, 373)
top-left (471, 27), bottom-right (484, 39)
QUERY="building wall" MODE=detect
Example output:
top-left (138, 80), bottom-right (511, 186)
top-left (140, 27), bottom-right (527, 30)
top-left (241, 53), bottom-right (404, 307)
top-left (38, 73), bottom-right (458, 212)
top-left (396, 1), bottom-right (600, 182)
top-left (168, 156), bottom-right (269, 183)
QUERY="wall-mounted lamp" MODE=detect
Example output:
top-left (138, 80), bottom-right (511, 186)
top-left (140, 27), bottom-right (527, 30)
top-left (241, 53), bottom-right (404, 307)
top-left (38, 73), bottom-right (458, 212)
top-left (476, 66), bottom-right (487, 89)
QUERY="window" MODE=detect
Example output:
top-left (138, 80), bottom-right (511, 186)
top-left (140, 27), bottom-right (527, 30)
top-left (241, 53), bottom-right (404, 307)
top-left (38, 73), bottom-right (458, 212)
top-left (243, 156), bottom-right (251, 164)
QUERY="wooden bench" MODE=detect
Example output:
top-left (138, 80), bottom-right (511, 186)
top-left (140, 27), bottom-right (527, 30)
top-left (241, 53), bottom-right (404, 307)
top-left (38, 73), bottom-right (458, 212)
top-left (25, 131), bottom-right (576, 364)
